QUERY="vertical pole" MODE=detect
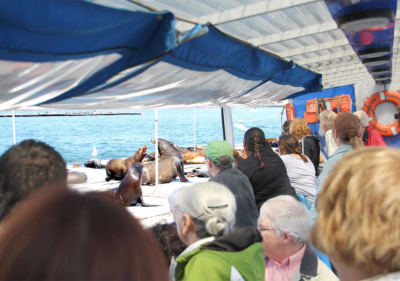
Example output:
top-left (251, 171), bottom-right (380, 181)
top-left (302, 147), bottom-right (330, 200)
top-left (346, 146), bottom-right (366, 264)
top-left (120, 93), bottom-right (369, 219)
top-left (193, 107), bottom-right (196, 150)
top-left (12, 110), bottom-right (16, 145)
top-left (155, 109), bottom-right (159, 192)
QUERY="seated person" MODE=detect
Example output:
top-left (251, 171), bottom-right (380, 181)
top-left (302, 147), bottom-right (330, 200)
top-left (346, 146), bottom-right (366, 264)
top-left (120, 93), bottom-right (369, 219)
top-left (279, 134), bottom-right (317, 206)
top-left (353, 111), bottom-right (386, 147)
top-left (237, 128), bottom-right (298, 210)
top-left (149, 221), bottom-right (187, 266)
top-left (0, 186), bottom-right (167, 280)
top-left (205, 140), bottom-right (259, 228)
top-left (0, 139), bottom-right (67, 221)
top-left (290, 118), bottom-right (321, 175)
top-left (318, 110), bottom-right (338, 157)
top-left (310, 147), bottom-right (400, 281)
top-left (169, 182), bottom-right (265, 281)
top-left (259, 195), bottom-right (338, 281)
top-left (310, 112), bottom-right (363, 224)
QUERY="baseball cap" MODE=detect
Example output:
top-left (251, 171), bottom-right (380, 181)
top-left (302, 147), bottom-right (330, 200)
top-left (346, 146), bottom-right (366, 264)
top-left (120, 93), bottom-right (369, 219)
top-left (204, 140), bottom-right (233, 164)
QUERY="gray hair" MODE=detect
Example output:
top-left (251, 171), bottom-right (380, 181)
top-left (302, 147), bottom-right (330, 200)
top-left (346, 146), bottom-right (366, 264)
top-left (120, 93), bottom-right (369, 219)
top-left (319, 110), bottom-right (337, 129)
top-left (168, 182), bottom-right (236, 238)
top-left (353, 111), bottom-right (370, 127)
top-left (211, 155), bottom-right (233, 170)
top-left (259, 195), bottom-right (310, 245)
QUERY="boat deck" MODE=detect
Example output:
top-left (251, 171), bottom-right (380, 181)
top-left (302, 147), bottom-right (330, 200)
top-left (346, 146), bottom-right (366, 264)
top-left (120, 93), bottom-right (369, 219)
top-left (67, 164), bottom-right (208, 228)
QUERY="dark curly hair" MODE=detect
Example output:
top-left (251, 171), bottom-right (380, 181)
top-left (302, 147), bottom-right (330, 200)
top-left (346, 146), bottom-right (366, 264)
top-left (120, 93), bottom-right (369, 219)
top-left (0, 139), bottom-right (67, 221)
top-left (149, 221), bottom-right (187, 266)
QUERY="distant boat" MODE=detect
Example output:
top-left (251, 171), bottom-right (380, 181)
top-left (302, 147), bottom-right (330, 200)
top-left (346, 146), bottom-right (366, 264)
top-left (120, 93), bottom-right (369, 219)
top-left (238, 118), bottom-right (243, 122)
top-left (92, 146), bottom-right (98, 158)
top-left (252, 108), bottom-right (258, 112)
top-left (234, 124), bottom-right (248, 131)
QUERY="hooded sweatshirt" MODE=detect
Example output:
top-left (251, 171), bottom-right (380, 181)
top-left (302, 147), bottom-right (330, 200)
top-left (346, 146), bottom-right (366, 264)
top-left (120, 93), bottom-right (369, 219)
top-left (300, 136), bottom-right (321, 176)
top-left (170, 227), bottom-right (265, 281)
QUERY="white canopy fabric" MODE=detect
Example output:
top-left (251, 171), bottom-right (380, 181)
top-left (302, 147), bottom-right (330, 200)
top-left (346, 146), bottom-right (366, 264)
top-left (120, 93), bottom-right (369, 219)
top-left (132, 0), bottom-right (400, 90)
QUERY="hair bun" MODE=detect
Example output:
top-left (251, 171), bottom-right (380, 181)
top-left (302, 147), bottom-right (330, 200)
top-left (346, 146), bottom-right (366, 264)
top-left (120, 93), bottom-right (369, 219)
top-left (205, 217), bottom-right (227, 236)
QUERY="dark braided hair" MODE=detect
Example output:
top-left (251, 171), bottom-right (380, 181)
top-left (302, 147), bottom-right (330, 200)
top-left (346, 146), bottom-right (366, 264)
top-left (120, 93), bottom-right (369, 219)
top-left (278, 134), bottom-right (308, 163)
top-left (244, 128), bottom-right (266, 169)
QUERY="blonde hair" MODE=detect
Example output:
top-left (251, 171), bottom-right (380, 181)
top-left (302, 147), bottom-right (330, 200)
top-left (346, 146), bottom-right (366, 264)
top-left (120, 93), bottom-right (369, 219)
top-left (310, 148), bottom-right (400, 275)
top-left (353, 111), bottom-right (370, 127)
top-left (319, 110), bottom-right (337, 129)
top-left (289, 118), bottom-right (311, 140)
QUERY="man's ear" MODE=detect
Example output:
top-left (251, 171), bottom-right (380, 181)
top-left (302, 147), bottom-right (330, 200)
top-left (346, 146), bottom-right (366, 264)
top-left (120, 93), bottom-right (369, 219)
top-left (182, 213), bottom-right (194, 235)
top-left (282, 233), bottom-right (292, 245)
top-left (243, 139), bottom-right (247, 147)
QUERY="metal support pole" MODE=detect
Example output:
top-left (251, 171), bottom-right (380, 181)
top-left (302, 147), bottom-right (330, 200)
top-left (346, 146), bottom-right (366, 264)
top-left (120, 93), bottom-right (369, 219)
top-left (12, 110), bottom-right (16, 145)
top-left (194, 107), bottom-right (196, 150)
top-left (154, 109), bottom-right (159, 193)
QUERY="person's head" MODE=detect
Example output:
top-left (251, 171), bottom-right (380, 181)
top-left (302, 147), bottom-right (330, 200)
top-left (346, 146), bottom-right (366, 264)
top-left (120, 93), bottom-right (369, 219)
top-left (318, 110), bottom-right (337, 137)
top-left (310, 148), bottom-right (400, 281)
top-left (168, 182), bottom-right (236, 246)
top-left (353, 111), bottom-right (370, 128)
top-left (149, 221), bottom-right (187, 266)
top-left (0, 186), bottom-right (168, 280)
top-left (243, 127), bottom-right (266, 169)
top-left (289, 118), bottom-right (311, 140)
top-left (0, 139), bottom-right (67, 221)
top-left (258, 195), bottom-right (310, 263)
top-left (278, 134), bottom-right (308, 162)
top-left (282, 120), bottom-right (292, 134)
top-left (204, 140), bottom-right (233, 177)
top-left (332, 112), bottom-right (363, 149)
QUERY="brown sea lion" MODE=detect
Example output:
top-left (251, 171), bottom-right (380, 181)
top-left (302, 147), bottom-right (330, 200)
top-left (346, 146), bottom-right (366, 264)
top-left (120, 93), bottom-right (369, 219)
top-left (186, 156), bottom-right (206, 164)
top-left (105, 145), bottom-right (147, 181)
top-left (114, 163), bottom-right (144, 206)
top-left (142, 138), bottom-right (188, 185)
top-left (181, 151), bottom-right (206, 163)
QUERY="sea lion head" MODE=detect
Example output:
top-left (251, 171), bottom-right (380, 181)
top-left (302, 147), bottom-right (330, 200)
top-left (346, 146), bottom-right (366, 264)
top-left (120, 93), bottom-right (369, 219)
top-left (151, 138), bottom-right (177, 155)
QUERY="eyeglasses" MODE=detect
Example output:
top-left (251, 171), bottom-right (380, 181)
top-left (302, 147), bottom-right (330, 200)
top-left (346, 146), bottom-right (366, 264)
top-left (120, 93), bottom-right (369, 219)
top-left (257, 227), bottom-right (275, 232)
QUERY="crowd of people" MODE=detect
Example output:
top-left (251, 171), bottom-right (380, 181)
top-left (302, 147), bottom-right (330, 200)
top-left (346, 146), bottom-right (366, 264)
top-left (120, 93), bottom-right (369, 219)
top-left (0, 109), bottom-right (397, 281)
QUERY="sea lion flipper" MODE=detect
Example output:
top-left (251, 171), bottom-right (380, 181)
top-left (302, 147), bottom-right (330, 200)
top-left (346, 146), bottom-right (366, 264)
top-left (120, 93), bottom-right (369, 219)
top-left (180, 176), bottom-right (189, 182)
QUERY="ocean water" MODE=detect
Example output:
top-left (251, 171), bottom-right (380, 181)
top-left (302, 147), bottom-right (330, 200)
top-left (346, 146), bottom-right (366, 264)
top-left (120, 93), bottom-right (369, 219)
top-left (0, 107), bottom-right (285, 164)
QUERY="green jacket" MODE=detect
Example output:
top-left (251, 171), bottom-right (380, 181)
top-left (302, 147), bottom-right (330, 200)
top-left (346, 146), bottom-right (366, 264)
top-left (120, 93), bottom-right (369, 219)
top-left (171, 227), bottom-right (265, 281)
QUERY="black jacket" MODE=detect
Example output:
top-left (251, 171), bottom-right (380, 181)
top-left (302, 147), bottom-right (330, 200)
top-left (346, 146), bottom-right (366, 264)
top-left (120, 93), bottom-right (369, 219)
top-left (209, 167), bottom-right (259, 229)
top-left (300, 136), bottom-right (320, 176)
top-left (237, 145), bottom-right (298, 210)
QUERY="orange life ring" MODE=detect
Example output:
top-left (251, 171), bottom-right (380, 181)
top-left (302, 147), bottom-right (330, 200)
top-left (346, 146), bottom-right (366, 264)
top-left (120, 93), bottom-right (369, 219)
top-left (286, 103), bottom-right (295, 120)
top-left (362, 90), bottom-right (400, 137)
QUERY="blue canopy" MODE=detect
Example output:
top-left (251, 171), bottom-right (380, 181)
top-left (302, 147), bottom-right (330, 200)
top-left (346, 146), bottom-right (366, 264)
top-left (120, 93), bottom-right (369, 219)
top-left (0, 1), bottom-right (321, 110)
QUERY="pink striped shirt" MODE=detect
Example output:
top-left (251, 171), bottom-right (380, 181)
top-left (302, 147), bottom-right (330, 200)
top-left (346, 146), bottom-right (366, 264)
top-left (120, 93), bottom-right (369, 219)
top-left (265, 245), bottom-right (306, 281)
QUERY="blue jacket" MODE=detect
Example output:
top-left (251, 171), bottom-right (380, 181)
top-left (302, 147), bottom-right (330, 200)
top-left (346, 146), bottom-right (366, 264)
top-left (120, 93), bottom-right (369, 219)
top-left (310, 144), bottom-right (353, 224)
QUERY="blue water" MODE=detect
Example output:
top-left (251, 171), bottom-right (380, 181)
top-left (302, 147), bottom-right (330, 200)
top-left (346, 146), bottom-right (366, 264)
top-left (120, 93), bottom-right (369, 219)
top-left (0, 108), bottom-right (284, 164)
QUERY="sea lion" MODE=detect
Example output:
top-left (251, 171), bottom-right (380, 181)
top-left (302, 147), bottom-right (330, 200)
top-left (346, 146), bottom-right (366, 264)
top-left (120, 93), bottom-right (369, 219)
top-left (186, 156), bottom-right (206, 164)
top-left (181, 151), bottom-right (206, 163)
top-left (84, 159), bottom-right (102, 169)
top-left (196, 145), bottom-right (205, 150)
top-left (67, 170), bottom-right (88, 185)
top-left (142, 138), bottom-right (188, 185)
top-left (233, 149), bottom-right (247, 167)
top-left (105, 145), bottom-right (147, 181)
top-left (114, 163), bottom-right (144, 206)
top-left (181, 151), bottom-right (205, 163)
